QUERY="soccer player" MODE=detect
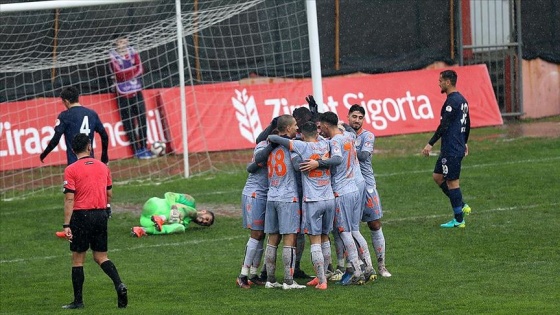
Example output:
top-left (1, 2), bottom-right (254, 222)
top-left (40, 86), bottom-right (109, 165)
top-left (300, 111), bottom-right (367, 285)
top-left (263, 114), bottom-right (306, 290)
top-left (109, 34), bottom-right (152, 159)
top-left (130, 192), bottom-right (215, 237)
top-left (268, 121), bottom-right (335, 290)
top-left (335, 117), bottom-right (377, 283)
top-left (422, 69), bottom-right (472, 228)
top-left (236, 139), bottom-right (274, 289)
top-left (255, 103), bottom-right (318, 279)
top-left (347, 104), bottom-right (391, 277)
top-left (60, 133), bottom-right (127, 309)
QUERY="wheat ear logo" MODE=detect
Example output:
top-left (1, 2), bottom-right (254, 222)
top-left (232, 89), bottom-right (263, 143)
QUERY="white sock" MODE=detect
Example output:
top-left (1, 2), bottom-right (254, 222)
top-left (241, 237), bottom-right (259, 276)
top-left (371, 228), bottom-right (386, 266)
top-left (352, 231), bottom-right (373, 270)
top-left (311, 244), bottom-right (326, 284)
top-left (265, 244), bottom-right (278, 283)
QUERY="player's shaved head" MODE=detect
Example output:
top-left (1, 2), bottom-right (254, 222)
top-left (276, 114), bottom-right (296, 132)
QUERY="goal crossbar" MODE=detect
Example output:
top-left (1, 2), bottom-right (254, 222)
top-left (0, 0), bottom-right (151, 13)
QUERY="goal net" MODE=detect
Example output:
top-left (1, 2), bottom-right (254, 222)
top-left (0, 0), bottom-right (313, 199)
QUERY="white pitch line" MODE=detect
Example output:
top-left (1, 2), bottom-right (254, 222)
top-left (0, 235), bottom-right (246, 264)
top-left (383, 202), bottom-right (560, 223)
top-left (2, 202), bottom-right (557, 265)
top-left (4, 155), bottom-right (559, 203)
top-left (375, 156), bottom-right (560, 178)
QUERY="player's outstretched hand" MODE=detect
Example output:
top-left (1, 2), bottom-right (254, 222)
top-left (306, 95), bottom-right (318, 114)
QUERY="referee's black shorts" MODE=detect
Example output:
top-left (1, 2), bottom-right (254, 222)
top-left (69, 209), bottom-right (109, 253)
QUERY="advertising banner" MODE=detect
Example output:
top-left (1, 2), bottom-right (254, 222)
top-left (1, 65), bottom-right (501, 171)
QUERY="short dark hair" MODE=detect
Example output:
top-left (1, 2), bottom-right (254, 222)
top-left (60, 86), bottom-right (80, 103)
top-left (440, 70), bottom-right (458, 86)
top-left (276, 114), bottom-right (295, 132)
top-left (292, 107), bottom-right (312, 122)
top-left (207, 210), bottom-right (215, 226)
top-left (348, 104), bottom-right (365, 116)
top-left (195, 210), bottom-right (215, 227)
top-left (319, 111), bottom-right (338, 127)
top-left (300, 121), bottom-right (317, 137)
top-left (72, 133), bottom-right (90, 154)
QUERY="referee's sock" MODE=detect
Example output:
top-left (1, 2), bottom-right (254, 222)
top-left (100, 260), bottom-right (122, 290)
top-left (71, 266), bottom-right (84, 303)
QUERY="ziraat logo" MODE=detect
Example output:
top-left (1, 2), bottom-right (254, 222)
top-left (0, 109), bottom-right (168, 158)
top-left (231, 89), bottom-right (263, 143)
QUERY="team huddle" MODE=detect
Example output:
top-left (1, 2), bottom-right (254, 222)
top-left (237, 97), bottom-right (392, 290)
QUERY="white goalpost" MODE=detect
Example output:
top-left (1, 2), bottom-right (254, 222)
top-left (0, 0), bottom-right (322, 199)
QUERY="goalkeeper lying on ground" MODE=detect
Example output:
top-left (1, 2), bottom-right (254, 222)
top-left (57, 192), bottom-right (214, 239)
top-left (130, 192), bottom-right (215, 237)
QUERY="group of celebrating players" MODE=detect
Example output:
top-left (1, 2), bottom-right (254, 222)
top-left (237, 96), bottom-right (392, 290)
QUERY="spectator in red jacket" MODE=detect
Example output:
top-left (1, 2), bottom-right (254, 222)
top-left (109, 34), bottom-right (152, 159)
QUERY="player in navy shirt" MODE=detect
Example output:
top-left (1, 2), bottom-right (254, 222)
top-left (422, 70), bottom-right (472, 228)
top-left (40, 86), bottom-right (109, 165)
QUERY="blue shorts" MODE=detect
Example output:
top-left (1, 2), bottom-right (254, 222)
top-left (241, 194), bottom-right (266, 231)
top-left (265, 200), bottom-right (301, 235)
top-left (301, 199), bottom-right (335, 236)
top-left (434, 155), bottom-right (463, 180)
top-left (361, 186), bottom-right (383, 222)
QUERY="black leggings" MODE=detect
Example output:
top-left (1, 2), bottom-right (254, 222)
top-left (117, 92), bottom-right (148, 151)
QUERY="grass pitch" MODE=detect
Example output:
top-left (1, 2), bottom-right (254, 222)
top-left (1, 122), bottom-right (559, 314)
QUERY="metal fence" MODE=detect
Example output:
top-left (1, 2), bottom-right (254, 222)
top-left (457, 0), bottom-right (523, 117)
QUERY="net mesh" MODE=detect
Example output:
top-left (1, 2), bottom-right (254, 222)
top-left (0, 0), bottom-right (311, 199)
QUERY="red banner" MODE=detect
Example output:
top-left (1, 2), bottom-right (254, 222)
top-left (1, 65), bottom-right (501, 171)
